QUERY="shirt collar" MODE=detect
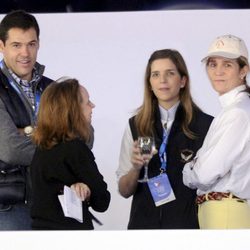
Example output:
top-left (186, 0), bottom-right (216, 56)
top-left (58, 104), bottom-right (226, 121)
top-left (8, 67), bottom-right (37, 85)
top-left (159, 101), bottom-right (180, 123)
top-left (219, 85), bottom-right (248, 108)
top-left (0, 59), bottom-right (45, 84)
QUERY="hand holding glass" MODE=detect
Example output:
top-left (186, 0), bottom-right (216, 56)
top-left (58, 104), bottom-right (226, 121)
top-left (137, 136), bottom-right (155, 183)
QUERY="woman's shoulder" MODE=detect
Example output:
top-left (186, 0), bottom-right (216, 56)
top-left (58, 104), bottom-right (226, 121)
top-left (63, 138), bottom-right (95, 160)
top-left (193, 106), bottom-right (214, 123)
top-left (65, 138), bottom-right (89, 148)
top-left (222, 102), bottom-right (250, 123)
top-left (128, 115), bottom-right (136, 124)
top-left (60, 138), bottom-right (91, 153)
top-left (189, 106), bottom-right (214, 134)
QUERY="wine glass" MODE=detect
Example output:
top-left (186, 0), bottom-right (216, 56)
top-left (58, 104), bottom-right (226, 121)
top-left (137, 136), bottom-right (155, 183)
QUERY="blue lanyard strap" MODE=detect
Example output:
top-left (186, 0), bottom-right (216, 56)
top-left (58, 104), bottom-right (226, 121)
top-left (34, 91), bottom-right (41, 116)
top-left (158, 127), bottom-right (169, 173)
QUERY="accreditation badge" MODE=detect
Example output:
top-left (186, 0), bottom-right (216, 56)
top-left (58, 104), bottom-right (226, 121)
top-left (147, 173), bottom-right (176, 207)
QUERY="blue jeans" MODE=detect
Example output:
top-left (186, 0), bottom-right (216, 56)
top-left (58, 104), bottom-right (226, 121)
top-left (0, 204), bottom-right (31, 230)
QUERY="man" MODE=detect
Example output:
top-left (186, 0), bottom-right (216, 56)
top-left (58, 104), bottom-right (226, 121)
top-left (0, 10), bottom-right (52, 230)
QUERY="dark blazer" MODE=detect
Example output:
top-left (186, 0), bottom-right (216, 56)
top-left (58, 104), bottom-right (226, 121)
top-left (128, 104), bottom-right (213, 229)
top-left (0, 70), bottom-right (52, 128)
top-left (0, 69), bottom-right (52, 204)
top-left (30, 139), bottom-right (111, 230)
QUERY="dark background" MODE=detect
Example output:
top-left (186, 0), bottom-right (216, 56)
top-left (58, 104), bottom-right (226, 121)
top-left (1, 0), bottom-right (250, 13)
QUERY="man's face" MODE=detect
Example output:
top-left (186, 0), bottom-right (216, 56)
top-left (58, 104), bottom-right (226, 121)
top-left (0, 27), bottom-right (39, 81)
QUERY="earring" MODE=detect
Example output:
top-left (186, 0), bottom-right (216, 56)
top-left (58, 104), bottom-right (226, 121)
top-left (240, 75), bottom-right (244, 80)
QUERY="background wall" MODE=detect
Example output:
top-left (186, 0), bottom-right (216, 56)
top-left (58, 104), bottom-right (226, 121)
top-left (0, 9), bottom-right (250, 248)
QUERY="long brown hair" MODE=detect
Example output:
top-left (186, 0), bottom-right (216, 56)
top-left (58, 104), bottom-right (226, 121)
top-left (135, 49), bottom-right (199, 139)
top-left (33, 78), bottom-right (91, 149)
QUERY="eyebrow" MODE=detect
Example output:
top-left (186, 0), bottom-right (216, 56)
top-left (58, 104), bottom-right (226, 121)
top-left (151, 69), bottom-right (177, 73)
top-left (223, 60), bottom-right (235, 64)
top-left (208, 58), bottom-right (235, 64)
top-left (10, 40), bottom-right (38, 45)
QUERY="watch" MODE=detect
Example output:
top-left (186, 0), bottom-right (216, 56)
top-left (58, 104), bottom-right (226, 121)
top-left (24, 126), bottom-right (33, 137)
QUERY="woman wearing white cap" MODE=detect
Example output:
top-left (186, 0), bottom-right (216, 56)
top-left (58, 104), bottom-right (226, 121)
top-left (183, 34), bottom-right (250, 229)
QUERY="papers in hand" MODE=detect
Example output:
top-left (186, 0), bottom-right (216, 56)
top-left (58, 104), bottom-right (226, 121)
top-left (58, 185), bottom-right (83, 223)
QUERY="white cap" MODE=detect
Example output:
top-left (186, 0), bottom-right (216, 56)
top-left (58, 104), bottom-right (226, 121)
top-left (201, 34), bottom-right (249, 64)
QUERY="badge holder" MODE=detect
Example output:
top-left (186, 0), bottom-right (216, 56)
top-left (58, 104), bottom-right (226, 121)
top-left (147, 173), bottom-right (176, 207)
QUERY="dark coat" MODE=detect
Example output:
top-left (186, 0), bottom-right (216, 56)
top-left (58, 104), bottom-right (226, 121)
top-left (0, 70), bottom-right (52, 128)
top-left (0, 69), bottom-right (52, 204)
top-left (128, 104), bottom-right (213, 229)
top-left (30, 139), bottom-right (111, 230)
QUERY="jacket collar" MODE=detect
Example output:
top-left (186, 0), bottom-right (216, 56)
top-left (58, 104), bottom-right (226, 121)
top-left (0, 59), bottom-right (45, 86)
top-left (219, 85), bottom-right (248, 108)
top-left (153, 102), bottom-right (183, 148)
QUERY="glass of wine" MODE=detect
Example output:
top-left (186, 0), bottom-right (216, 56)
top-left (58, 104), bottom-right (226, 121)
top-left (137, 136), bottom-right (155, 183)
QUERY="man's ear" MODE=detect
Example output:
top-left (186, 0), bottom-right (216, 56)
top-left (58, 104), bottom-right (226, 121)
top-left (0, 40), bottom-right (5, 53)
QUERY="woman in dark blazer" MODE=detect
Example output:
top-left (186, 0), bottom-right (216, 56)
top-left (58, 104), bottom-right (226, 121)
top-left (30, 78), bottom-right (110, 230)
top-left (116, 49), bottom-right (213, 229)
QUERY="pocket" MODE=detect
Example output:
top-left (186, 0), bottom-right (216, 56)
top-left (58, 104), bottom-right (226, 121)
top-left (0, 204), bottom-right (12, 212)
top-left (0, 167), bottom-right (26, 204)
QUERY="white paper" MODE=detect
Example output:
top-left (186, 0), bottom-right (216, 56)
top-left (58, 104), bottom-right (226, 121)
top-left (58, 185), bottom-right (83, 223)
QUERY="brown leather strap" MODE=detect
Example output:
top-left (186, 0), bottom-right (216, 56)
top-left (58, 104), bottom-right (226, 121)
top-left (196, 192), bottom-right (241, 205)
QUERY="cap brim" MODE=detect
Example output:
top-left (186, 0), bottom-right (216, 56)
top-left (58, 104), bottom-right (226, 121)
top-left (201, 51), bottom-right (241, 62)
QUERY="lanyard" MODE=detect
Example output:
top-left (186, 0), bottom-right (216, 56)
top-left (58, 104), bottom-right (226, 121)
top-left (34, 91), bottom-right (41, 116)
top-left (158, 124), bottom-right (169, 173)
